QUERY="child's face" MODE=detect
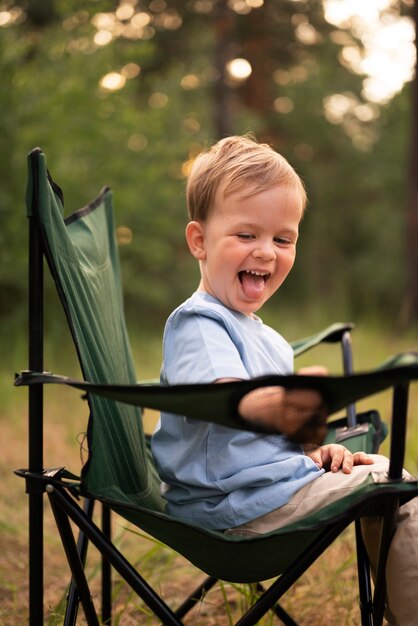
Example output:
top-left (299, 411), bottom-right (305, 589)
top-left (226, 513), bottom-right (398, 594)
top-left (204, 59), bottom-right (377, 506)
top-left (187, 184), bottom-right (303, 316)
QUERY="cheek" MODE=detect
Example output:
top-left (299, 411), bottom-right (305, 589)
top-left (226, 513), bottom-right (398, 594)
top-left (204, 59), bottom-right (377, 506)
top-left (216, 244), bottom-right (240, 266)
top-left (280, 251), bottom-right (296, 276)
top-left (288, 252), bottom-right (296, 270)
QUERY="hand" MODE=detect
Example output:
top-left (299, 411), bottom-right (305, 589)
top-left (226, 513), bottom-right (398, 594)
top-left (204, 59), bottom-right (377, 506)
top-left (237, 374), bottom-right (329, 446)
top-left (223, 366), bottom-right (329, 445)
top-left (273, 386), bottom-right (328, 445)
top-left (306, 443), bottom-right (374, 474)
top-left (280, 366), bottom-right (329, 444)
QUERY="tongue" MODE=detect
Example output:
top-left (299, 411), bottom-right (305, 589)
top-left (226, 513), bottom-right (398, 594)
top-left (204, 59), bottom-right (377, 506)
top-left (240, 272), bottom-right (266, 299)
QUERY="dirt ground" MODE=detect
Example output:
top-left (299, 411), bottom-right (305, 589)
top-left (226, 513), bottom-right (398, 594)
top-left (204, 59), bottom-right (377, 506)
top-left (0, 496), bottom-right (361, 626)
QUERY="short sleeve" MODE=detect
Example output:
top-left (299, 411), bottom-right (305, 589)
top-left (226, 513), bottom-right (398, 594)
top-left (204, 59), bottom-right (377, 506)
top-left (163, 311), bottom-right (249, 384)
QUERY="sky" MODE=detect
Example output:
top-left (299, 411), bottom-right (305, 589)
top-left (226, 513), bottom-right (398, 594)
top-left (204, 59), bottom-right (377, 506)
top-left (324, 0), bottom-right (415, 103)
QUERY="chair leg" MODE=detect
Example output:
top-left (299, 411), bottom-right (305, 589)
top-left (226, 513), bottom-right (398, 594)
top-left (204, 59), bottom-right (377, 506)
top-left (355, 519), bottom-right (374, 626)
top-left (235, 519), bottom-right (352, 626)
top-left (28, 491), bottom-right (44, 626)
top-left (47, 485), bottom-right (185, 626)
top-left (28, 208), bottom-right (45, 626)
top-left (256, 583), bottom-right (298, 626)
top-left (64, 498), bottom-right (95, 626)
top-left (101, 504), bottom-right (112, 625)
top-left (47, 490), bottom-right (100, 626)
top-left (372, 501), bottom-right (399, 626)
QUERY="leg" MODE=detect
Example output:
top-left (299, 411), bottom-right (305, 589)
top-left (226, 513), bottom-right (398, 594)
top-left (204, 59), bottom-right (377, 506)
top-left (361, 495), bottom-right (418, 626)
top-left (226, 456), bottom-right (418, 626)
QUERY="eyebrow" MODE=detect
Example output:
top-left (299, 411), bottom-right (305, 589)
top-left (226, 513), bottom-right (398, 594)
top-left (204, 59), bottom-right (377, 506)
top-left (235, 222), bottom-right (299, 237)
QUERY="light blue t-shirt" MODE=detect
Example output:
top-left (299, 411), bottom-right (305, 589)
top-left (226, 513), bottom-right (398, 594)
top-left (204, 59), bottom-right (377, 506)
top-left (151, 292), bottom-right (322, 530)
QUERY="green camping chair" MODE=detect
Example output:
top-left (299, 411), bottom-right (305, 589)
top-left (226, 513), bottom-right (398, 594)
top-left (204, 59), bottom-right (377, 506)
top-left (15, 148), bottom-right (418, 626)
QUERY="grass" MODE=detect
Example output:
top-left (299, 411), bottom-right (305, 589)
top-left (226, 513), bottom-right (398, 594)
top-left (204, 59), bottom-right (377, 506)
top-left (1, 315), bottom-right (418, 625)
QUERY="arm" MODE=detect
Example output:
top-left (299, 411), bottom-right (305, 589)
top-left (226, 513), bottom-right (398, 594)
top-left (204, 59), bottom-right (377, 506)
top-left (167, 309), bottom-right (329, 444)
top-left (221, 366), bottom-right (330, 446)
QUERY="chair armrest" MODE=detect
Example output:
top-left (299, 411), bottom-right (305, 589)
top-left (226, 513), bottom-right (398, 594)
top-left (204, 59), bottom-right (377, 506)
top-left (14, 352), bottom-right (418, 436)
top-left (293, 323), bottom-right (358, 427)
top-left (291, 323), bottom-right (354, 357)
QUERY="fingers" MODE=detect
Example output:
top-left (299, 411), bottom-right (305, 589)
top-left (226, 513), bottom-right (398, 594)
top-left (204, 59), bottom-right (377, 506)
top-left (297, 365), bottom-right (329, 376)
top-left (331, 447), bottom-right (374, 473)
top-left (305, 446), bottom-right (323, 468)
top-left (321, 444), bottom-right (354, 473)
top-left (319, 445), bottom-right (374, 473)
top-left (334, 447), bottom-right (353, 473)
top-left (353, 451), bottom-right (374, 466)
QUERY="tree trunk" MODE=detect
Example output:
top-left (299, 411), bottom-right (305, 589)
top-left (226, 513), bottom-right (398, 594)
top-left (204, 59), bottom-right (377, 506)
top-left (404, 0), bottom-right (418, 324)
top-left (241, 11), bottom-right (272, 116)
top-left (213, 1), bottom-right (235, 138)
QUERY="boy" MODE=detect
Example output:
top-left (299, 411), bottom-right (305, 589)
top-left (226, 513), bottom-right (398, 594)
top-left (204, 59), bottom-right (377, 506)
top-left (152, 135), bottom-right (417, 625)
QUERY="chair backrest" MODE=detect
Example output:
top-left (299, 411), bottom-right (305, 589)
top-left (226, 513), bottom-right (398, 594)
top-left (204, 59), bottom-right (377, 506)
top-left (27, 148), bottom-right (165, 511)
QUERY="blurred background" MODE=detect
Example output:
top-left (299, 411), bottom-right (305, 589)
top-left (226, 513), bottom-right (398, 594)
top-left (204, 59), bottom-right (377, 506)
top-left (2, 0), bottom-right (418, 340)
top-left (2, 3), bottom-right (418, 622)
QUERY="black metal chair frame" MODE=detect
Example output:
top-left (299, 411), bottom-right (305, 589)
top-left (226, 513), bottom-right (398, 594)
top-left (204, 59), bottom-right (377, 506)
top-left (17, 158), bottom-right (418, 626)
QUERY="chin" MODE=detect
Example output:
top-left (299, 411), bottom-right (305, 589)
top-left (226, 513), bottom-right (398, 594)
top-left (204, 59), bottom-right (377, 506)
top-left (239, 302), bottom-right (263, 316)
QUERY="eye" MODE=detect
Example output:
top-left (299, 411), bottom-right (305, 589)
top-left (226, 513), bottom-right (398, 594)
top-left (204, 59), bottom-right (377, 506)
top-left (237, 233), bottom-right (255, 240)
top-left (274, 236), bottom-right (293, 246)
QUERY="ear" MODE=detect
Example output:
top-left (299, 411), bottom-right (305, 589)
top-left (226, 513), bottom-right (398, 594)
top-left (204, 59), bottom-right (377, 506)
top-left (185, 221), bottom-right (206, 260)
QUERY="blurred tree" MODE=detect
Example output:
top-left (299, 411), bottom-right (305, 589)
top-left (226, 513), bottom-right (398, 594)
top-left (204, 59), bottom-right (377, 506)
top-left (405, 0), bottom-right (418, 323)
top-left (0, 0), bottom-right (416, 330)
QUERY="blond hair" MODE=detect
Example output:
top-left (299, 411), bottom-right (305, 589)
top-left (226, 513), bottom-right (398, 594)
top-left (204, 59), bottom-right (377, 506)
top-left (186, 135), bottom-right (307, 221)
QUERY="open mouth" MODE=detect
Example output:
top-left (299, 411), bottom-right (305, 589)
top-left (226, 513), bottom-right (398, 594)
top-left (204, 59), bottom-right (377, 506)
top-left (239, 269), bottom-right (270, 282)
top-left (238, 270), bottom-right (270, 299)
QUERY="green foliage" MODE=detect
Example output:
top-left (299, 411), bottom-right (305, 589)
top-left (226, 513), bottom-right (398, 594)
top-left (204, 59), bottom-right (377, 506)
top-left (0, 0), bottom-right (415, 329)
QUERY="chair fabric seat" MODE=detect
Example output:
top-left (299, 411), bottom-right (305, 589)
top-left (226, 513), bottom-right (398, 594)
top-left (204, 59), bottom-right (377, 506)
top-left (89, 477), bottom-right (417, 583)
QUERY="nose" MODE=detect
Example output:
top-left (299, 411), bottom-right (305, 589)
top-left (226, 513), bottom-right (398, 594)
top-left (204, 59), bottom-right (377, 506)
top-left (252, 239), bottom-right (275, 261)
